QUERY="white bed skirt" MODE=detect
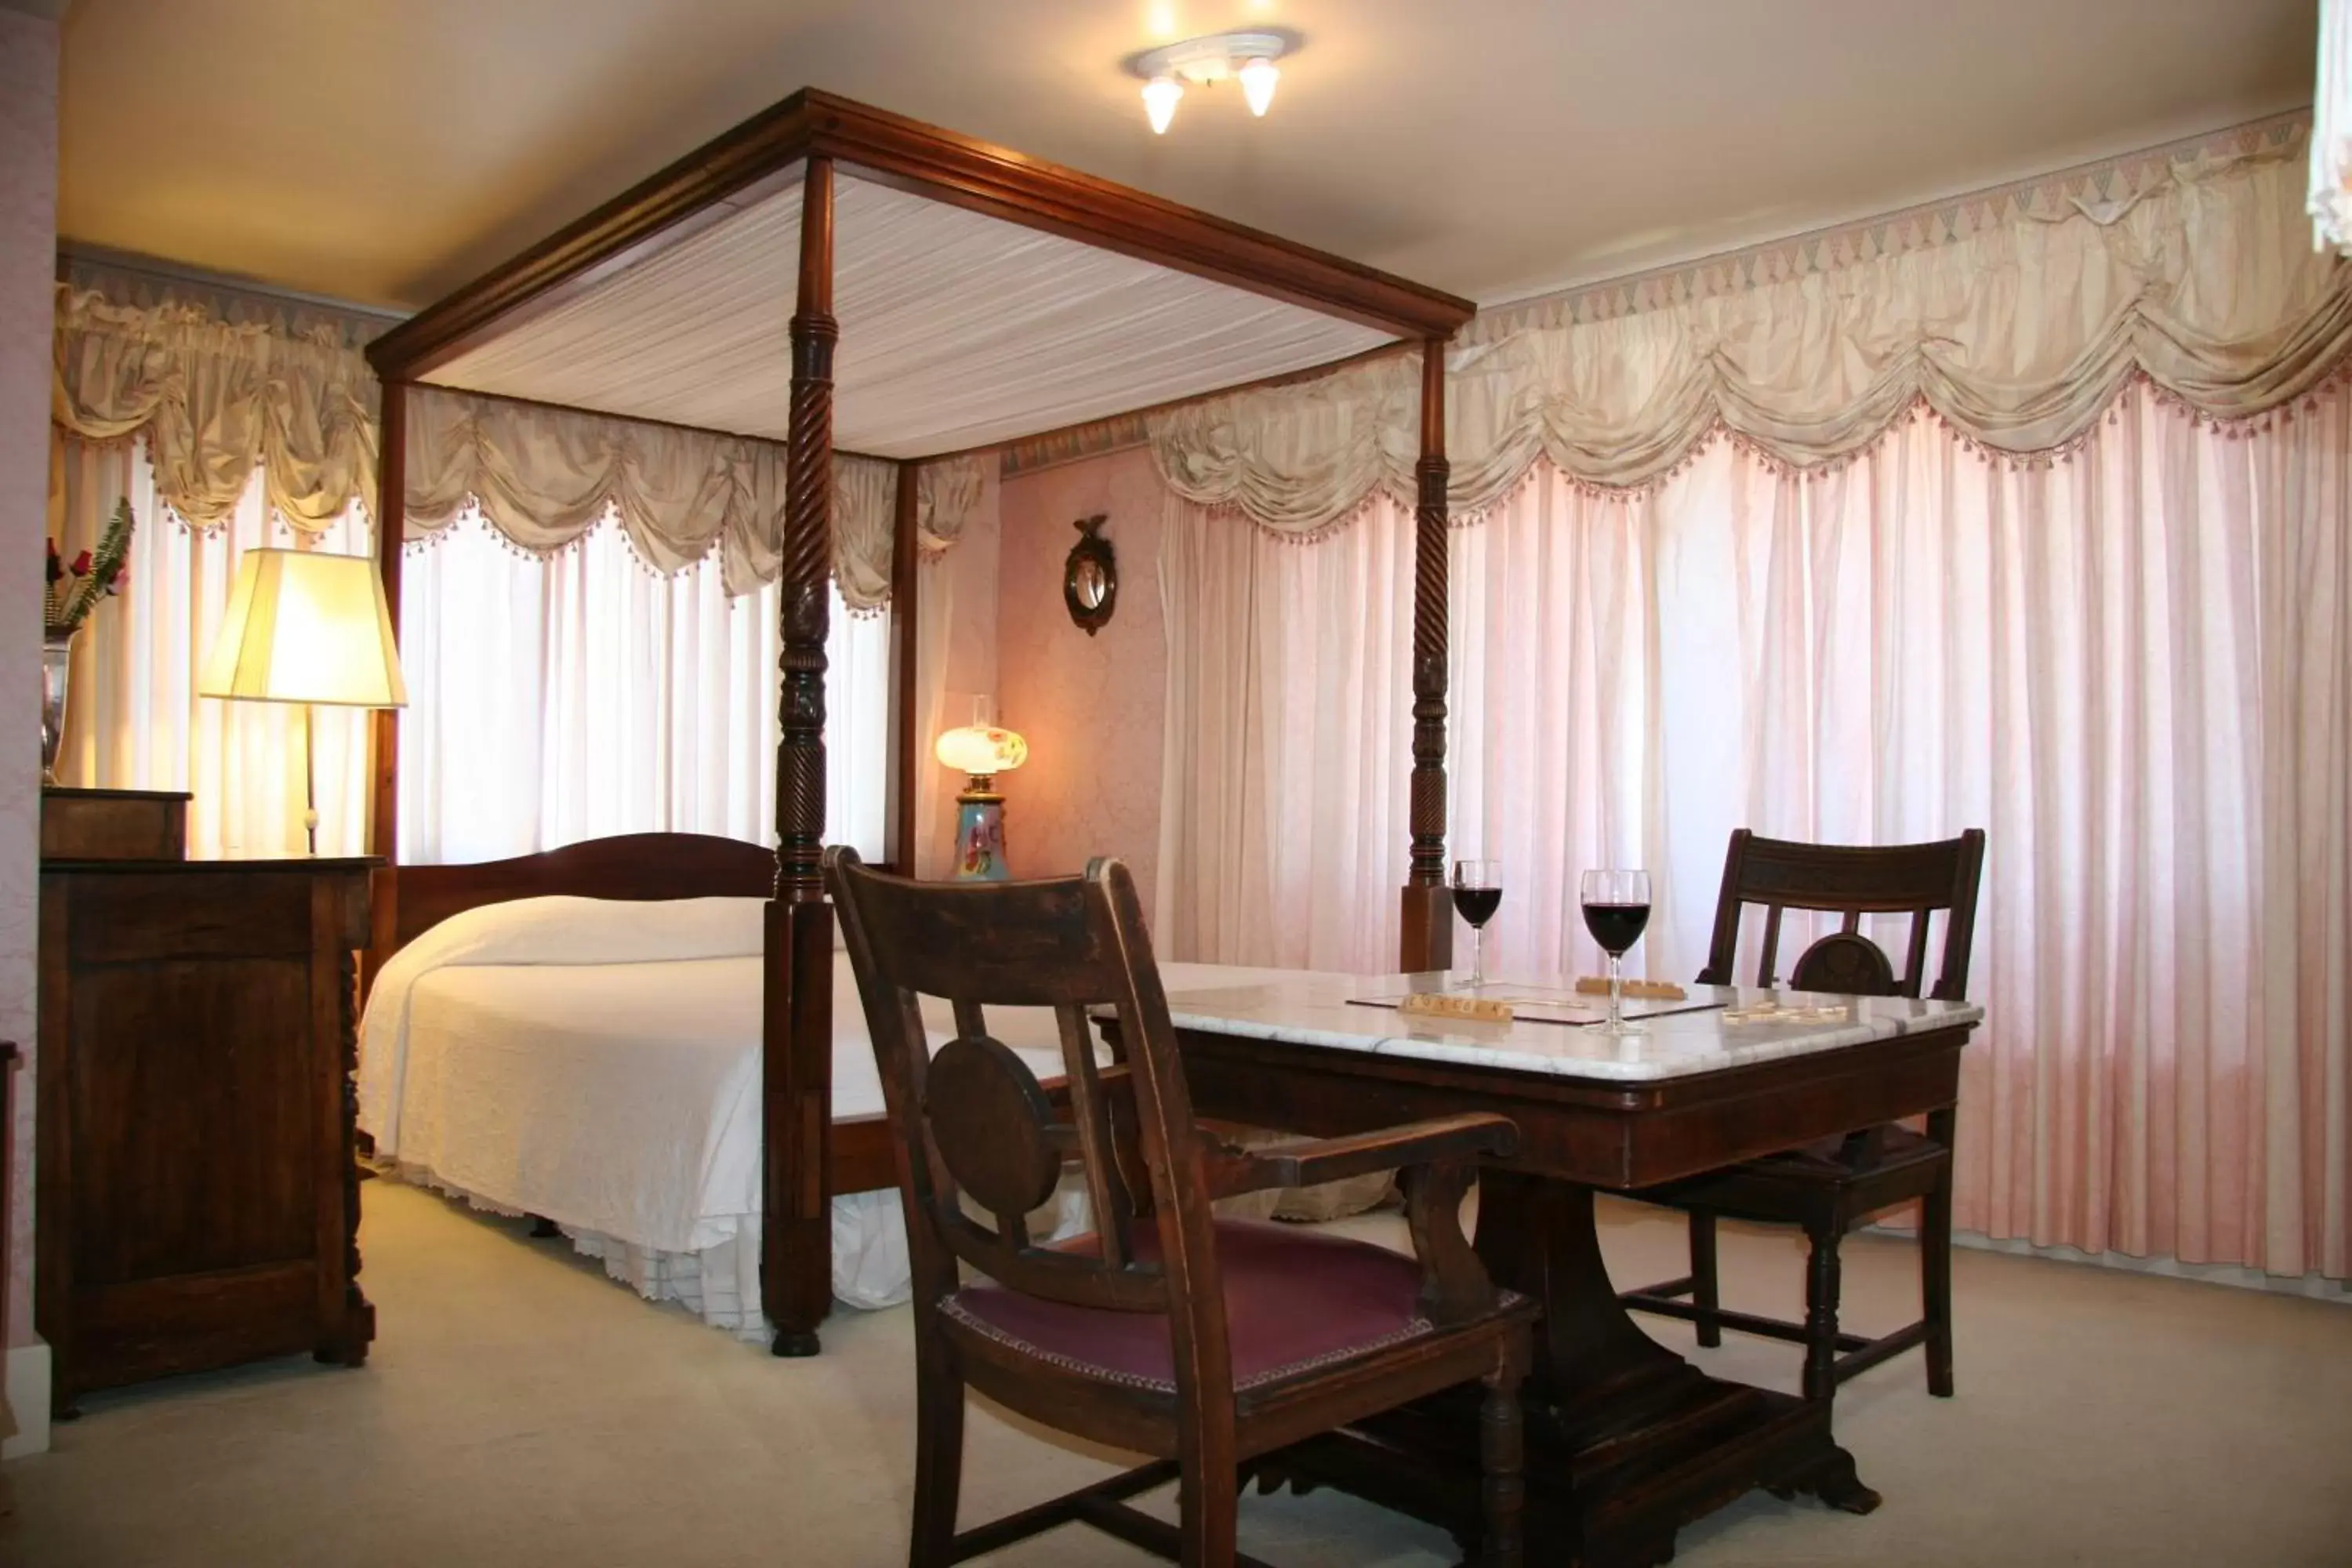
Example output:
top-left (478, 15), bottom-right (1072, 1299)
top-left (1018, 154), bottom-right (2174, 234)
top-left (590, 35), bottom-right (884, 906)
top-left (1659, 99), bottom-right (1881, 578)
top-left (388, 1161), bottom-right (1098, 1340)
top-left (388, 1155), bottom-right (1386, 1341)
top-left (389, 1161), bottom-right (926, 1339)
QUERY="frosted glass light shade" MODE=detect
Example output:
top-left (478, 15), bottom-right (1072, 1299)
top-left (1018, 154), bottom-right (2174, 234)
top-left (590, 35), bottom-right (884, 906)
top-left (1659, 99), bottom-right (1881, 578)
top-left (1142, 75), bottom-right (1183, 134)
top-left (935, 724), bottom-right (1029, 778)
top-left (1239, 57), bottom-right (1279, 116)
top-left (199, 548), bottom-right (408, 708)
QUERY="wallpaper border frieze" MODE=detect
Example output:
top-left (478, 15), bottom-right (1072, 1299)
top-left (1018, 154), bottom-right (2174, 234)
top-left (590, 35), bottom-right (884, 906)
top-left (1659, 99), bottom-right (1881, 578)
top-left (997, 410), bottom-right (1152, 480)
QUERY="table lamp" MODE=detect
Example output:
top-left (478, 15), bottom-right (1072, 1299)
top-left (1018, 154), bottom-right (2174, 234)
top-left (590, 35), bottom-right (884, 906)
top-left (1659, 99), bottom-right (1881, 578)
top-left (198, 547), bottom-right (408, 856)
top-left (935, 717), bottom-right (1029, 880)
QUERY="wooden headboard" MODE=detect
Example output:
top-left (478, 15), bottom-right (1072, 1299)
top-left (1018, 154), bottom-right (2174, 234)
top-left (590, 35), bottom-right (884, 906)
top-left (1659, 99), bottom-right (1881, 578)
top-left (384, 832), bottom-right (777, 954)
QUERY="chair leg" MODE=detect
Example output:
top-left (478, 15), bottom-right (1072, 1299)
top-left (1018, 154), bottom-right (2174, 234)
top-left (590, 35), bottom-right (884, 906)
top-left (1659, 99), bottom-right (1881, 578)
top-left (1802, 1220), bottom-right (1844, 1403)
top-left (1178, 1453), bottom-right (1240, 1568)
top-left (1923, 1109), bottom-right (1957, 1398)
top-left (909, 1353), bottom-right (964, 1568)
top-left (1688, 1210), bottom-right (1722, 1348)
top-left (1480, 1347), bottom-right (1527, 1568)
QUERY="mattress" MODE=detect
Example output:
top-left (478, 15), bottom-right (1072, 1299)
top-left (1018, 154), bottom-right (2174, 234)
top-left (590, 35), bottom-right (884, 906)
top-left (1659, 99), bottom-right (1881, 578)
top-left (357, 892), bottom-right (1299, 1335)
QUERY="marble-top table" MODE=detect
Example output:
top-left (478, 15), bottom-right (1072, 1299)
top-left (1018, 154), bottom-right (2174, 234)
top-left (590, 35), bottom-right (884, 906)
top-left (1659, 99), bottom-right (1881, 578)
top-left (1129, 968), bottom-right (1983, 1568)
top-left (1152, 969), bottom-right (1982, 1083)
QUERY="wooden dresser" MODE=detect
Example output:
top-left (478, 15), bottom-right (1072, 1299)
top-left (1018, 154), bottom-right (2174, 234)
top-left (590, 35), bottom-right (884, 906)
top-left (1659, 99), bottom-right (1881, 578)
top-left (37, 851), bottom-right (379, 1414)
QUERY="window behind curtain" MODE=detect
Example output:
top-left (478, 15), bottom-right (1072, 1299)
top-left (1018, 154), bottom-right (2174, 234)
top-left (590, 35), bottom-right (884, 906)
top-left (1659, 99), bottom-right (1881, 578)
top-left (397, 511), bottom-right (890, 865)
top-left (1158, 383), bottom-right (2351, 1279)
top-left (59, 437), bottom-right (376, 857)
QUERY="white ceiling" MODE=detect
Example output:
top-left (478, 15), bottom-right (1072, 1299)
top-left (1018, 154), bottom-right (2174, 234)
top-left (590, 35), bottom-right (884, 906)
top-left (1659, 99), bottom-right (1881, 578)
top-left (54, 0), bottom-right (2315, 314)
top-left (430, 173), bottom-right (1393, 457)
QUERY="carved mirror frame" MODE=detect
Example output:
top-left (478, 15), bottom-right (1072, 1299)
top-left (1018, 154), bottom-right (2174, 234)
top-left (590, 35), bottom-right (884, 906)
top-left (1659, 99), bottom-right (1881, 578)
top-left (1063, 514), bottom-right (1116, 636)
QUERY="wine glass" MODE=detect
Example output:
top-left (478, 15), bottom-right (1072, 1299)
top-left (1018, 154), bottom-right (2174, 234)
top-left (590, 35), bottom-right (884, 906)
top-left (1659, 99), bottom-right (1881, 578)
top-left (1451, 859), bottom-right (1502, 989)
top-left (1580, 868), bottom-right (1653, 1036)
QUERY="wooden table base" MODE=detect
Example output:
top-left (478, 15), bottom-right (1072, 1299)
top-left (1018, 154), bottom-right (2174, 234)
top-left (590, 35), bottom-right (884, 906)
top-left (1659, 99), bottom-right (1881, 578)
top-left (1163, 1010), bottom-right (1973, 1563)
top-left (1259, 1172), bottom-right (1875, 1566)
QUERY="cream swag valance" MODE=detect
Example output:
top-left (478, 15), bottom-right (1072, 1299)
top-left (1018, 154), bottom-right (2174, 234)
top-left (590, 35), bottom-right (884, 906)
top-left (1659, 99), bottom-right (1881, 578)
top-left (1155, 118), bottom-right (2350, 534)
top-left (52, 282), bottom-right (978, 606)
top-left (402, 388), bottom-right (982, 607)
top-left (53, 286), bottom-right (379, 531)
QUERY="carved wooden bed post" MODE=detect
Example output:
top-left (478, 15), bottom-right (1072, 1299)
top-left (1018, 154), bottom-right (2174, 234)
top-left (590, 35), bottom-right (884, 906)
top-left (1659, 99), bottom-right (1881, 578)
top-left (1399, 337), bottom-right (1456, 974)
top-left (365, 378), bottom-right (408, 983)
top-left (887, 459), bottom-right (920, 873)
top-left (764, 154), bottom-right (840, 1357)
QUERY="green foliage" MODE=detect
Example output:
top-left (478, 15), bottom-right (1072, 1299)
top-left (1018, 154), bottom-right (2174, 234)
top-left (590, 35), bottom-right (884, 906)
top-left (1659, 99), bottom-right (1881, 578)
top-left (45, 498), bottom-right (136, 638)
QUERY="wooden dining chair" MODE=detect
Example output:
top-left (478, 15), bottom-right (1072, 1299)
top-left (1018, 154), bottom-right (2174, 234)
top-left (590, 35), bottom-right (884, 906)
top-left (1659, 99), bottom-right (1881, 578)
top-left (825, 848), bottom-right (1537, 1568)
top-left (1618, 829), bottom-right (1985, 1402)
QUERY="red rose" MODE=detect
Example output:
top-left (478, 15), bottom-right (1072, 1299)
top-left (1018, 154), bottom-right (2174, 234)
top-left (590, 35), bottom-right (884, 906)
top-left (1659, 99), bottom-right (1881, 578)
top-left (45, 539), bottom-right (61, 584)
top-left (70, 550), bottom-right (92, 577)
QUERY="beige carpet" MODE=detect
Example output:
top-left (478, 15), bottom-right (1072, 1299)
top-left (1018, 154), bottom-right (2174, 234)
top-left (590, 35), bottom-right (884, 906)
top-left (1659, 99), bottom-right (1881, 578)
top-left (4, 1181), bottom-right (2347, 1568)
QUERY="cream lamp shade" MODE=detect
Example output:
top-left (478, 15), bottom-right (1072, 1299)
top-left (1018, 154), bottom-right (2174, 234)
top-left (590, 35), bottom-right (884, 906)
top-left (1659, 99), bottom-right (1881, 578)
top-left (934, 724), bottom-right (1029, 779)
top-left (198, 548), bottom-right (408, 708)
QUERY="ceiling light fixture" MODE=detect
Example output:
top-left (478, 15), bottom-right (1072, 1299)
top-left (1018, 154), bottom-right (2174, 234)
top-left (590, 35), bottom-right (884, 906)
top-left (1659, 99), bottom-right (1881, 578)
top-left (1142, 74), bottom-right (1185, 135)
top-left (1238, 56), bottom-right (1281, 118)
top-left (1126, 30), bottom-right (1298, 135)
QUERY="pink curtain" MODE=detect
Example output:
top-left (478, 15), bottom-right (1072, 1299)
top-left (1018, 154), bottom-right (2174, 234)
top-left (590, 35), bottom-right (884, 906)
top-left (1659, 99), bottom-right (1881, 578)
top-left (1157, 494), bottom-right (1417, 969)
top-left (1160, 382), bottom-right (2349, 1280)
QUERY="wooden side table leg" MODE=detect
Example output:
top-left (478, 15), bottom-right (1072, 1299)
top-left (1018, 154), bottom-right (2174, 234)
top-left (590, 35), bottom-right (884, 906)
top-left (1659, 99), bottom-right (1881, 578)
top-left (319, 947), bottom-right (373, 1368)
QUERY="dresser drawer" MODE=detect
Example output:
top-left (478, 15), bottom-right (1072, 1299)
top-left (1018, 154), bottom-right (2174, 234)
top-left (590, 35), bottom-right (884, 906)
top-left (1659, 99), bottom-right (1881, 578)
top-left (56, 870), bottom-right (319, 963)
top-left (41, 788), bottom-right (188, 862)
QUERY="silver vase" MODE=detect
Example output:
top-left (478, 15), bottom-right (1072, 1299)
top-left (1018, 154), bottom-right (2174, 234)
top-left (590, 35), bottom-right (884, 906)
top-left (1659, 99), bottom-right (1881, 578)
top-left (40, 631), bottom-right (74, 786)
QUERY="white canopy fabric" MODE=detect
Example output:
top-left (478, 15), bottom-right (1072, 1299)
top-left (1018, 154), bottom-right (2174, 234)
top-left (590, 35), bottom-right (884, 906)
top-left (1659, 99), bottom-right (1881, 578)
top-left (425, 172), bottom-right (1396, 460)
top-left (1156, 116), bottom-right (2349, 535)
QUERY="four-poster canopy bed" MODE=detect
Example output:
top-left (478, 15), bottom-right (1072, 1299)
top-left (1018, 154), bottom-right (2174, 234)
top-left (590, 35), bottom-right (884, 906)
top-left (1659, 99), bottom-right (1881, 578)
top-left (358, 89), bottom-right (1475, 1356)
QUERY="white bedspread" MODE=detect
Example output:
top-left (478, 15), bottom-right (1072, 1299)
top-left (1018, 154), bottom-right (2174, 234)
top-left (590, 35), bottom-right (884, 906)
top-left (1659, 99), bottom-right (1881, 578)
top-left (357, 894), bottom-right (1293, 1335)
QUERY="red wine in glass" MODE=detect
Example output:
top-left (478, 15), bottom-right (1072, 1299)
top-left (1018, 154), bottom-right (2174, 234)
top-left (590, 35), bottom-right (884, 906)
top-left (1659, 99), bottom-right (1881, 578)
top-left (1454, 887), bottom-right (1504, 927)
top-left (1452, 859), bottom-right (1501, 988)
top-left (1579, 868), bottom-right (1653, 1036)
top-left (1581, 902), bottom-right (1650, 956)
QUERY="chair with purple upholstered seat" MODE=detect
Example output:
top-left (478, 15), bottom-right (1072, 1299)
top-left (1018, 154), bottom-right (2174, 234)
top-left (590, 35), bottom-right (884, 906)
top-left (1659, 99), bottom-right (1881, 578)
top-left (825, 848), bottom-right (1535, 1568)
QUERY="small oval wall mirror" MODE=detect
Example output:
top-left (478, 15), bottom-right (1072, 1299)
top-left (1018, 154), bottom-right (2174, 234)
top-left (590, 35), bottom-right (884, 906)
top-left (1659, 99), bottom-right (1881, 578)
top-left (1064, 514), bottom-right (1116, 635)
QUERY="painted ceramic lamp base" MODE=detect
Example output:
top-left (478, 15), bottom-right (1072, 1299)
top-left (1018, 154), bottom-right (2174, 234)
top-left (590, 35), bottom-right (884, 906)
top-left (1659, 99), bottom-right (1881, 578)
top-left (953, 789), bottom-right (1009, 880)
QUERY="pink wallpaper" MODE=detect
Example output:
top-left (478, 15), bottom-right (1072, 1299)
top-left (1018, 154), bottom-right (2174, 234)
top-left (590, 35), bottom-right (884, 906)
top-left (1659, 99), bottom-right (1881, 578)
top-left (995, 446), bottom-right (1169, 916)
top-left (0, 12), bottom-right (58, 1377)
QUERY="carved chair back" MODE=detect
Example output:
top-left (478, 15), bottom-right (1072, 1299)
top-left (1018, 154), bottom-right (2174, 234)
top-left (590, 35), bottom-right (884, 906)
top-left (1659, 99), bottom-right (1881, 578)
top-left (824, 848), bottom-right (1235, 1383)
top-left (1694, 829), bottom-right (1986, 1002)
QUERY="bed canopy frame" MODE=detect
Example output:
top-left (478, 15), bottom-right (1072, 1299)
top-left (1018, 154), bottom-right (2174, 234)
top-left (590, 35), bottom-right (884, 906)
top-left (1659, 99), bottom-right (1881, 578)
top-left (362, 89), bottom-right (1473, 1356)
